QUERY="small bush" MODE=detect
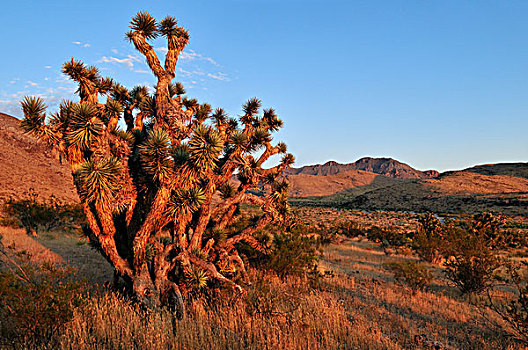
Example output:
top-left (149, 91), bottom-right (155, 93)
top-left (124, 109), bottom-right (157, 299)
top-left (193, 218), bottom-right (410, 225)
top-left (443, 218), bottom-right (504, 294)
top-left (2, 189), bottom-right (85, 235)
top-left (412, 212), bottom-right (505, 294)
top-left (488, 263), bottom-right (528, 345)
top-left (412, 213), bottom-right (444, 263)
top-left (266, 228), bottom-right (320, 278)
top-left (367, 226), bottom-right (410, 248)
top-left (235, 220), bottom-right (324, 279)
top-left (384, 260), bottom-right (433, 293)
top-left (331, 220), bottom-right (364, 238)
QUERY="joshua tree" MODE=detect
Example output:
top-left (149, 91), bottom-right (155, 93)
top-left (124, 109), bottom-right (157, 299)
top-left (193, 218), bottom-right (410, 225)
top-left (20, 12), bottom-right (294, 311)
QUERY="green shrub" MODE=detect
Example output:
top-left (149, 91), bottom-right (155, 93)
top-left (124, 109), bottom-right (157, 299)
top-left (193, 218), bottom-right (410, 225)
top-left (2, 189), bottom-right (85, 235)
top-left (235, 220), bottom-right (323, 279)
top-left (331, 220), bottom-right (364, 238)
top-left (266, 228), bottom-right (320, 278)
top-left (412, 213), bottom-right (444, 263)
top-left (367, 226), bottom-right (410, 248)
top-left (441, 215), bottom-right (507, 295)
top-left (384, 260), bottom-right (433, 293)
top-left (413, 212), bottom-right (505, 294)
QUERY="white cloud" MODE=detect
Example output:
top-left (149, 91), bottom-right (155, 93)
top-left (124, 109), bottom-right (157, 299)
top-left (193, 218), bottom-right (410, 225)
top-left (99, 56), bottom-right (134, 69)
top-left (206, 72), bottom-right (230, 81)
top-left (180, 49), bottom-right (219, 66)
top-left (44, 65), bottom-right (52, 69)
top-left (111, 48), bottom-right (118, 54)
top-left (98, 54), bottom-right (144, 71)
top-left (73, 41), bottom-right (90, 47)
top-left (27, 81), bottom-right (38, 87)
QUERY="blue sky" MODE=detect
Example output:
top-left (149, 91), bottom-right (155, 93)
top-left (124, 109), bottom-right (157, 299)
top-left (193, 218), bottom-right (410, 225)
top-left (1, 1), bottom-right (527, 172)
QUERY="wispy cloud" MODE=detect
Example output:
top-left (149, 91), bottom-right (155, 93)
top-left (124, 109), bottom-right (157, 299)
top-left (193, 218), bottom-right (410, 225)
top-left (99, 56), bottom-right (134, 68)
top-left (73, 41), bottom-right (90, 47)
top-left (180, 49), bottom-right (219, 67)
top-left (44, 65), bottom-right (52, 69)
top-left (207, 72), bottom-right (230, 81)
top-left (155, 47), bottom-right (219, 67)
top-left (98, 54), bottom-right (143, 70)
top-left (0, 71), bottom-right (78, 117)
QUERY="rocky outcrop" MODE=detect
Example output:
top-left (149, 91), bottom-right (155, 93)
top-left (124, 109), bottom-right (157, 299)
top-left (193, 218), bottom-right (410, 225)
top-left (285, 157), bottom-right (439, 179)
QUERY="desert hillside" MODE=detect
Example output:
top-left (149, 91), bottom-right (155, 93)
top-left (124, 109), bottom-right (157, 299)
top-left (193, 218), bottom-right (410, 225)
top-left (0, 113), bottom-right (78, 204)
top-left (285, 169), bottom-right (402, 197)
top-left (463, 162), bottom-right (528, 179)
top-left (293, 170), bottom-right (528, 216)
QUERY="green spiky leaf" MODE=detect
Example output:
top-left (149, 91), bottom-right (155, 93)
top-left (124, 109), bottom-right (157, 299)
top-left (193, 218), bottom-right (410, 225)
top-left (166, 186), bottom-right (205, 218)
top-left (172, 143), bottom-right (190, 168)
top-left (138, 128), bottom-right (173, 181)
top-left (194, 104), bottom-right (212, 122)
top-left (67, 103), bottom-right (103, 150)
top-left (129, 11), bottom-right (158, 40)
top-left (139, 95), bottom-right (156, 118)
top-left (106, 99), bottom-right (123, 118)
top-left (168, 82), bottom-right (185, 97)
top-left (277, 142), bottom-right (287, 154)
top-left (242, 97), bottom-right (261, 116)
top-left (184, 266), bottom-right (208, 290)
top-left (219, 183), bottom-right (236, 199)
top-left (229, 131), bottom-right (247, 148)
top-left (188, 125), bottom-right (224, 171)
top-left (251, 127), bottom-right (272, 146)
top-left (159, 16), bottom-right (178, 36)
top-left (182, 97), bottom-right (198, 110)
top-left (77, 157), bottom-right (122, 207)
top-left (281, 153), bottom-right (295, 167)
top-left (130, 85), bottom-right (149, 102)
top-left (20, 97), bottom-right (47, 136)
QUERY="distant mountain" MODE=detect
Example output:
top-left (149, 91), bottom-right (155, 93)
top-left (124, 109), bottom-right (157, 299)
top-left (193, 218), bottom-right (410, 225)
top-left (285, 157), bottom-right (439, 179)
top-left (0, 113), bottom-right (78, 204)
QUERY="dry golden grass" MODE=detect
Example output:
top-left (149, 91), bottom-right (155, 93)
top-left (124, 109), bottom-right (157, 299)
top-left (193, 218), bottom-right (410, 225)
top-left (1, 215), bottom-right (526, 349)
top-left (46, 238), bottom-right (524, 350)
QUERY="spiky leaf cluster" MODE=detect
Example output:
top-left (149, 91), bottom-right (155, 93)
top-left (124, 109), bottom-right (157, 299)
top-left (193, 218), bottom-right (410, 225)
top-left (77, 157), bottom-right (122, 208)
top-left (138, 128), bottom-right (173, 182)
